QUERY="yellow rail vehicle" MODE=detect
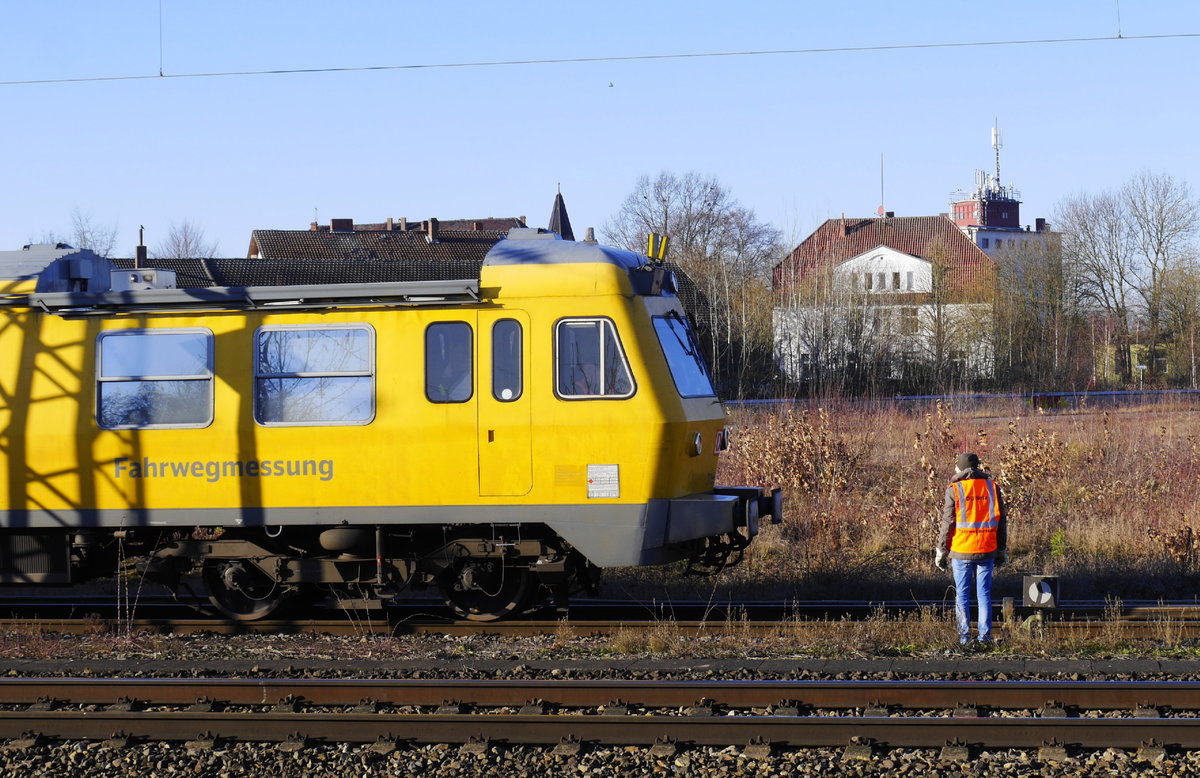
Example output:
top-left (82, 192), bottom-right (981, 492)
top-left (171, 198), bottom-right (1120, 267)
top-left (0, 232), bottom-right (776, 620)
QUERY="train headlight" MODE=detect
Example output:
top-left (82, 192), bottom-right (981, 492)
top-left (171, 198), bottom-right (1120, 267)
top-left (691, 432), bottom-right (702, 457)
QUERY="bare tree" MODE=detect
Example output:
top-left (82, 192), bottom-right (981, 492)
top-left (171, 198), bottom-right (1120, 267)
top-left (603, 172), bottom-right (782, 398)
top-left (32, 207), bottom-right (119, 257)
top-left (1161, 258), bottom-right (1200, 388)
top-left (1123, 171), bottom-right (1198, 379)
top-left (69, 208), bottom-right (120, 258)
top-left (1056, 190), bottom-right (1137, 383)
top-left (991, 234), bottom-right (1091, 389)
top-left (152, 220), bottom-right (220, 259)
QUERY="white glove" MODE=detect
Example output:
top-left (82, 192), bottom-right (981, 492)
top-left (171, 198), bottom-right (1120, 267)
top-left (934, 549), bottom-right (948, 571)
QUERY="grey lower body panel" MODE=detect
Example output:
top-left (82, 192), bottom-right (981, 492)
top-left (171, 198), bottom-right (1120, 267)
top-left (0, 494), bottom-right (750, 568)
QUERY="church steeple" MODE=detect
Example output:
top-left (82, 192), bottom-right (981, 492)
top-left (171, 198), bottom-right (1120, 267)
top-left (548, 187), bottom-right (574, 241)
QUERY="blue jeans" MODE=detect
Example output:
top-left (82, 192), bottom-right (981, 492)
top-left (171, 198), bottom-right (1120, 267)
top-left (951, 558), bottom-right (994, 643)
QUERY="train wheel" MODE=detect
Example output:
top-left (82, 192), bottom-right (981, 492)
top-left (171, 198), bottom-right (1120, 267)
top-left (439, 559), bottom-right (534, 622)
top-left (204, 560), bottom-right (284, 621)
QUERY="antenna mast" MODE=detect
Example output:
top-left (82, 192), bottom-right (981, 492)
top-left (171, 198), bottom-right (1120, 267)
top-left (991, 119), bottom-right (1003, 188)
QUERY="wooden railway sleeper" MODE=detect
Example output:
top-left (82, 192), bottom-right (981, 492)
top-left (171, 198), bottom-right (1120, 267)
top-left (460, 735), bottom-right (490, 755)
top-left (841, 736), bottom-right (875, 761)
top-left (1138, 739), bottom-right (1169, 763)
top-left (1135, 703), bottom-right (1162, 718)
top-left (742, 736), bottom-right (773, 760)
top-left (184, 731), bottom-right (219, 752)
top-left (3, 731), bottom-right (42, 752)
top-left (551, 735), bottom-right (583, 757)
top-left (1038, 738), bottom-right (1070, 762)
top-left (939, 738), bottom-right (970, 762)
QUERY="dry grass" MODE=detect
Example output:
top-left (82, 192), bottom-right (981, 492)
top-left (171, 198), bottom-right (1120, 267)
top-left (592, 604), bottom-right (1200, 659)
top-left (610, 399), bottom-right (1200, 603)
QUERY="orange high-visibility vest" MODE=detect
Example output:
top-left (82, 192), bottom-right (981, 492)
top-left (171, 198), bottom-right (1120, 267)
top-left (950, 477), bottom-right (1000, 555)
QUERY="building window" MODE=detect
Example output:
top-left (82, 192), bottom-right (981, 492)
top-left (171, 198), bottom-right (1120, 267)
top-left (555, 318), bottom-right (635, 399)
top-left (491, 319), bottom-right (522, 402)
top-left (256, 325), bottom-right (375, 424)
top-left (906, 271), bottom-right (914, 291)
top-left (981, 238), bottom-right (990, 248)
top-left (901, 308), bottom-right (918, 335)
top-left (97, 329), bottom-right (214, 429)
top-left (425, 322), bottom-right (474, 403)
top-left (892, 272), bottom-right (901, 290)
top-left (864, 273), bottom-right (872, 290)
top-left (877, 272), bottom-right (885, 291)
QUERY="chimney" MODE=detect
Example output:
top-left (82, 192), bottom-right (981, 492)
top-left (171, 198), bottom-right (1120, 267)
top-left (584, 227), bottom-right (597, 244)
top-left (385, 217), bottom-right (394, 231)
top-left (331, 218), bottom-right (353, 233)
top-left (519, 215), bottom-right (527, 226)
top-left (135, 225), bottom-right (147, 268)
top-left (310, 221), bottom-right (319, 231)
top-left (840, 213), bottom-right (848, 237)
top-left (472, 221), bottom-right (481, 231)
top-left (426, 217), bottom-right (439, 243)
top-left (1035, 217), bottom-right (1047, 233)
top-left (400, 217), bottom-right (408, 231)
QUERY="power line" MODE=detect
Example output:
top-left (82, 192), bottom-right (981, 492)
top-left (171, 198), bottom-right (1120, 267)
top-left (1, 31), bottom-right (1197, 87)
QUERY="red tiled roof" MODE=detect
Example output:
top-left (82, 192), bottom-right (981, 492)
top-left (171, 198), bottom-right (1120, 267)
top-left (773, 215), bottom-right (995, 298)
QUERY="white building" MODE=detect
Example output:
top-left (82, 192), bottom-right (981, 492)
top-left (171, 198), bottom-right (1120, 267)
top-left (772, 215), bottom-right (996, 385)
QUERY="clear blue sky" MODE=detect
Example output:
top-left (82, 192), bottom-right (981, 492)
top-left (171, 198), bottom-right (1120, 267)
top-left (2, 1), bottom-right (1198, 256)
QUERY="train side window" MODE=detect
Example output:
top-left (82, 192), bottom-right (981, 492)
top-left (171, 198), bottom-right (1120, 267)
top-left (555, 318), bottom-right (635, 399)
top-left (254, 325), bottom-right (374, 426)
top-left (426, 321), bottom-right (473, 403)
top-left (96, 329), bottom-right (214, 429)
top-left (492, 319), bottom-right (522, 402)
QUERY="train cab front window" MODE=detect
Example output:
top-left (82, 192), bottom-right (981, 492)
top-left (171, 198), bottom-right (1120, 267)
top-left (96, 329), bottom-right (214, 429)
top-left (254, 325), bottom-right (375, 425)
top-left (652, 313), bottom-right (716, 398)
top-left (555, 318), bottom-right (635, 399)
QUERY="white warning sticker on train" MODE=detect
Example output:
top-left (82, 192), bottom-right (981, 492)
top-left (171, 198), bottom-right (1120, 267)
top-left (587, 464), bottom-right (620, 499)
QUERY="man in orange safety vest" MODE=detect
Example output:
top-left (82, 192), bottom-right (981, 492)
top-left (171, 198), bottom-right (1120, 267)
top-left (935, 452), bottom-right (1007, 646)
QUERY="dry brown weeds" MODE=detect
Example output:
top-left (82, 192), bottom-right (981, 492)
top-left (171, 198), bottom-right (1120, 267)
top-left (674, 400), bottom-right (1200, 602)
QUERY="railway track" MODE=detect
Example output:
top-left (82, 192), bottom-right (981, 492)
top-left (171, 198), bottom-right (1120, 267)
top-left (2, 612), bottom-right (1200, 638)
top-left (0, 678), bottom-right (1196, 754)
top-left (1, 594), bottom-right (1199, 628)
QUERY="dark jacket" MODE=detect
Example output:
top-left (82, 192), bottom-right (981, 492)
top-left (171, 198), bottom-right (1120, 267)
top-left (938, 467), bottom-right (1007, 560)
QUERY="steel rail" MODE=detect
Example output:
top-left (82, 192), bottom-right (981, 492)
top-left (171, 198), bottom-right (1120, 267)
top-left (0, 711), bottom-right (1197, 749)
top-left (4, 616), bottom-right (1200, 639)
top-left (4, 678), bottom-right (1200, 710)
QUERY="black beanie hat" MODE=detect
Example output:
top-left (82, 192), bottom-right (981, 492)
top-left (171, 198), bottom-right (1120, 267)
top-left (957, 452), bottom-right (980, 471)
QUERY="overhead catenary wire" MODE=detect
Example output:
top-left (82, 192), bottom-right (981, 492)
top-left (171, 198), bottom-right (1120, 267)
top-left (1, 31), bottom-right (1198, 87)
